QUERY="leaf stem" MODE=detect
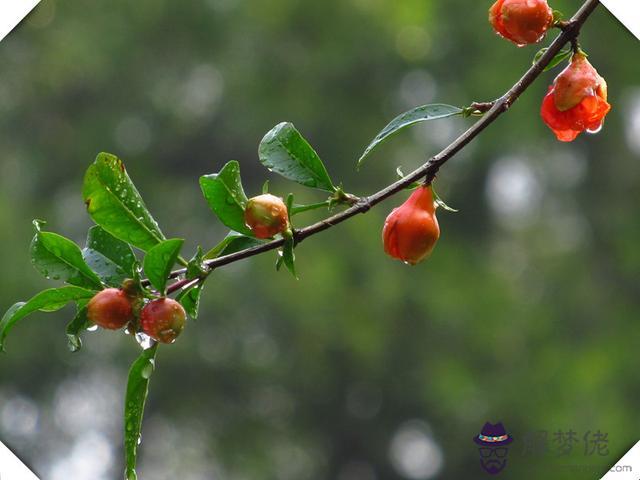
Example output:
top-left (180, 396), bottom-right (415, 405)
top-left (290, 201), bottom-right (332, 215)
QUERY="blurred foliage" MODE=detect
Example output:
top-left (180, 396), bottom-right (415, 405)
top-left (0, 0), bottom-right (639, 479)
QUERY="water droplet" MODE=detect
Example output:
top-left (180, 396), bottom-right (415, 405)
top-left (141, 359), bottom-right (155, 379)
top-left (86, 324), bottom-right (98, 332)
top-left (135, 332), bottom-right (153, 349)
top-left (587, 124), bottom-right (603, 134)
top-left (137, 435), bottom-right (142, 445)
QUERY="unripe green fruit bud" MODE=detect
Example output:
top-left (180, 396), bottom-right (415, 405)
top-left (87, 288), bottom-right (134, 330)
top-left (244, 194), bottom-right (289, 239)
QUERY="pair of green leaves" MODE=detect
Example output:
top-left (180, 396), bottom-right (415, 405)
top-left (199, 122), bottom-right (339, 277)
top-left (1, 222), bottom-right (141, 352)
top-left (199, 122), bottom-right (337, 234)
top-left (533, 47), bottom-right (574, 72)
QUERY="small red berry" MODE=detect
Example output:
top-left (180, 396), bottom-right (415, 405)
top-left (140, 298), bottom-right (186, 344)
top-left (87, 288), bottom-right (133, 330)
top-left (244, 194), bottom-right (289, 239)
top-left (489, 0), bottom-right (553, 46)
top-left (382, 185), bottom-right (440, 265)
top-left (541, 52), bottom-right (611, 142)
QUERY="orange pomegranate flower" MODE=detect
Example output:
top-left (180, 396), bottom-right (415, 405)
top-left (489, 0), bottom-right (554, 46)
top-left (541, 52), bottom-right (611, 142)
top-left (382, 185), bottom-right (440, 265)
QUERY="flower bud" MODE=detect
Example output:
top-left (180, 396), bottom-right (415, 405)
top-left (541, 53), bottom-right (611, 142)
top-left (140, 298), bottom-right (186, 344)
top-left (489, 0), bottom-right (553, 46)
top-left (382, 185), bottom-right (440, 265)
top-left (87, 288), bottom-right (133, 330)
top-left (244, 194), bottom-right (289, 239)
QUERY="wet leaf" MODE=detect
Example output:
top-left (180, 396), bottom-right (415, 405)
top-left (396, 166), bottom-right (422, 190)
top-left (65, 302), bottom-right (90, 352)
top-left (143, 239), bottom-right (184, 294)
top-left (176, 248), bottom-right (206, 318)
top-left (533, 47), bottom-right (573, 71)
top-left (31, 230), bottom-right (103, 289)
top-left (124, 343), bottom-right (158, 480)
top-left (259, 122), bottom-right (336, 192)
top-left (281, 235), bottom-right (297, 279)
top-left (176, 284), bottom-right (203, 319)
top-left (83, 153), bottom-right (166, 252)
top-left (83, 226), bottom-right (137, 285)
top-left (357, 104), bottom-right (463, 168)
top-left (200, 161), bottom-right (252, 236)
top-left (204, 231), bottom-right (266, 260)
top-left (0, 286), bottom-right (97, 351)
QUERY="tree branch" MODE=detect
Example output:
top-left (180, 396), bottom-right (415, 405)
top-left (163, 0), bottom-right (600, 295)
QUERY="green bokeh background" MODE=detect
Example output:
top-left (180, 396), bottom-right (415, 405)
top-left (0, 1), bottom-right (638, 479)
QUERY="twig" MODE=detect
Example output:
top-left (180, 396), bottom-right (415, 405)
top-left (160, 0), bottom-right (600, 294)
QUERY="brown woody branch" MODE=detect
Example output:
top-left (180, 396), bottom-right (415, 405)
top-left (164, 0), bottom-right (600, 296)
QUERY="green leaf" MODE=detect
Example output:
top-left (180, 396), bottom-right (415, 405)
top-left (203, 231), bottom-right (266, 260)
top-left (176, 248), bottom-right (206, 318)
top-left (83, 152), bottom-right (166, 252)
top-left (199, 161), bottom-right (252, 236)
top-left (357, 104), bottom-right (463, 167)
top-left (552, 9), bottom-right (564, 22)
top-left (143, 239), bottom-right (184, 294)
top-left (533, 47), bottom-right (573, 71)
top-left (30, 230), bottom-right (103, 289)
top-left (65, 303), bottom-right (90, 353)
top-left (396, 167), bottom-right (422, 190)
top-left (280, 235), bottom-right (297, 279)
top-left (85, 225), bottom-right (136, 273)
top-left (176, 284), bottom-right (203, 319)
top-left (258, 122), bottom-right (336, 192)
top-left (186, 246), bottom-right (206, 278)
top-left (285, 193), bottom-right (294, 222)
top-left (0, 286), bottom-right (97, 351)
top-left (431, 184), bottom-right (459, 213)
top-left (124, 343), bottom-right (158, 480)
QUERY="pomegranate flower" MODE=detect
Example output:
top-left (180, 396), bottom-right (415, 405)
top-left (489, 0), bottom-right (554, 46)
top-left (541, 52), bottom-right (611, 142)
top-left (382, 185), bottom-right (440, 265)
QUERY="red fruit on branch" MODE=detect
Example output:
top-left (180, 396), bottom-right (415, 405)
top-left (541, 52), bottom-right (611, 142)
top-left (244, 193), bottom-right (289, 239)
top-left (87, 288), bottom-right (133, 330)
top-left (140, 298), bottom-right (186, 344)
top-left (382, 185), bottom-right (440, 266)
top-left (489, 0), bottom-right (554, 46)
